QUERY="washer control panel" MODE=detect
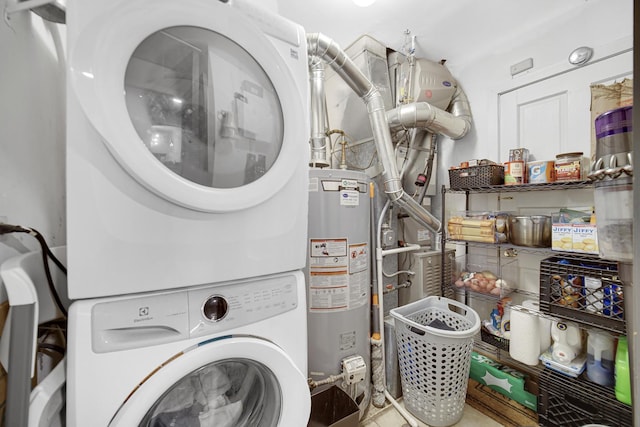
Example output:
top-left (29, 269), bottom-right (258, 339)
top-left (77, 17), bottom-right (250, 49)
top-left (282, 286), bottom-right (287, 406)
top-left (91, 272), bottom-right (300, 353)
top-left (188, 273), bottom-right (299, 338)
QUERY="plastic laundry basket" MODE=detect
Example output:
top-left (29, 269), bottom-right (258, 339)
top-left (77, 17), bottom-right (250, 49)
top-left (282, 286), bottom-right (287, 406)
top-left (390, 296), bottom-right (480, 427)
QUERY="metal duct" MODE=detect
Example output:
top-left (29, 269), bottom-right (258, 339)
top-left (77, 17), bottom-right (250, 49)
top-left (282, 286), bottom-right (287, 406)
top-left (307, 32), bottom-right (441, 234)
top-left (309, 57), bottom-right (331, 167)
top-left (386, 85), bottom-right (472, 140)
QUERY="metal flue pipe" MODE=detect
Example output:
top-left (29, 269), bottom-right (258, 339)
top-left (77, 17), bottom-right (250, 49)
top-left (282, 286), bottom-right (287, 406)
top-left (308, 56), bottom-right (330, 167)
top-left (386, 86), bottom-right (472, 140)
top-left (306, 32), bottom-right (441, 234)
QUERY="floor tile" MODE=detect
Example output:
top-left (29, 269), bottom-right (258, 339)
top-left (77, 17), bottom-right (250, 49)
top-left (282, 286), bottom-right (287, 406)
top-left (360, 401), bottom-right (505, 426)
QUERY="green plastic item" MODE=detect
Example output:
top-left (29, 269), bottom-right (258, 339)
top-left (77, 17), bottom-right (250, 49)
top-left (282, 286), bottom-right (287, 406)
top-left (615, 336), bottom-right (632, 405)
top-left (468, 352), bottom-right (537, 411)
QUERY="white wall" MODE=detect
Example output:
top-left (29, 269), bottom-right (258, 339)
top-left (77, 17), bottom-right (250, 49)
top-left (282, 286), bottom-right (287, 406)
top-left (0, 8), bottom-right (66, 298)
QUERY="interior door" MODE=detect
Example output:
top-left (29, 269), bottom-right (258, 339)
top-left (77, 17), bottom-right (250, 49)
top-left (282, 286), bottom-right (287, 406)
top-left (498, 50), bottom-right (633, 163)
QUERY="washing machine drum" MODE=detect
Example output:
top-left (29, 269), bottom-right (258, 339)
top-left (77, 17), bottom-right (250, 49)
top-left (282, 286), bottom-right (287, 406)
top-left (69, 0), bottom-right (307, 213)
top-left (108, 338), bottom-right (310, 426)
top-left (142, 359), bottom-right (280, 426)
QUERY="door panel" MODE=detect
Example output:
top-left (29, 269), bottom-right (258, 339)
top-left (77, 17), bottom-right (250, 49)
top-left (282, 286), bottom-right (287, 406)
top-left (499, 50), bottom-right (633, 163)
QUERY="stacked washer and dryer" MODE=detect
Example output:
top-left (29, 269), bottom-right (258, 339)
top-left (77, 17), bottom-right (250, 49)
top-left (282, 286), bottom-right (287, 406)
top-left (65, 0), bottom-right (311, 425)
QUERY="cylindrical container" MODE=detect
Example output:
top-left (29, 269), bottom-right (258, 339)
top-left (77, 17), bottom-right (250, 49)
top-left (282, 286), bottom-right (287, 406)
top-left (504, 161), bottom-right (525, 185)
top-left (522, 299), bottom-right (551, 353)
top-left (527, 160), bottom-right (555, 183)
top-left (555, 152), bottom-right (588, 182)
top-left (594, 105), bottom-right (632, 170)
top-left (586, 329), bottom-right (615, 387)
top-left (509, 148), bottom-right (530, 163)
top-left (509, 307), bottom-right (541, 365)
top-left (594, 177), bottom-right (633, 262)
top-left (306, 169), bottom-right (371, 417)
top-left (591, 107), bottom-right (633, 263)
top-left (615, 336), bottom-right (632, 405)
top-left (508, 215), bottom-right (552, 247)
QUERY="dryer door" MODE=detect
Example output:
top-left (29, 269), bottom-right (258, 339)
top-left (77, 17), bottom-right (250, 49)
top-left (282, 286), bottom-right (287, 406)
top-left (109, 337), bottom-right (310, 426)
top-left (69, 0), bottom-right (307, 213)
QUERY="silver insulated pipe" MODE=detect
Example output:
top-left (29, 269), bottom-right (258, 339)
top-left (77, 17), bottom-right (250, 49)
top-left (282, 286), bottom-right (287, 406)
top-left (309, 56), bottom-right (331, 167)
top-left (386, 86), bottom-right (472, 140)
top-left (306, 33), bottom-right (441, 234)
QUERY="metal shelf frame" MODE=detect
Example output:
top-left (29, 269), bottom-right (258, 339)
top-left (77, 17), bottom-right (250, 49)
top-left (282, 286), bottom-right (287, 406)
top-left (440, 181), bottom-right (630, 393)
top-left (445, 180), bottom-right (594, 194)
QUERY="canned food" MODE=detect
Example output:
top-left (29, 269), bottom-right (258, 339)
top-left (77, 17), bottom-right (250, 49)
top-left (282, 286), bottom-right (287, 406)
top-left (509, 148), bottom-right (530, 163)
top-left (504, 161), bottom-right (526, 185)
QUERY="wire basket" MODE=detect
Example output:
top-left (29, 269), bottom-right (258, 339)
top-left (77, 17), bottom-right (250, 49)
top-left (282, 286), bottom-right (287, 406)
top-left (390, 296), bottom-right (481, 427)
top-left (448, 164), bottom-right (505, 189)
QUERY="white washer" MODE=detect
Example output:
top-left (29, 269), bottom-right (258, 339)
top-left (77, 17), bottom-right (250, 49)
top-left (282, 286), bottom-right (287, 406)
top-left (66, 271), bottom-right (310, 426)
top-left (66, 0), bottom-right (310, 298)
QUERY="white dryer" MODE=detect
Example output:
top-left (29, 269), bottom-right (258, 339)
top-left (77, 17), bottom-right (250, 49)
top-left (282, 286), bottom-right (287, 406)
top-left (66, 0), bottom-right (310, 298)
top-left (66, 271), bottom-right (310, 426)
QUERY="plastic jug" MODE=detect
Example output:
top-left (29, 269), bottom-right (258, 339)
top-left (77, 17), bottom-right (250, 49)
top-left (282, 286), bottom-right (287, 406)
top-left (586, 329), bottom-right (615, 386)
top-left (551, 320), bottom-right (582, 363)
top-left (615, 336), bottom-right (632, 405)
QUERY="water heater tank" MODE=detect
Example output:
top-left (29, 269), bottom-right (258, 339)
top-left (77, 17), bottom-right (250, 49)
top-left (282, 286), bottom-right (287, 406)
top-left (306, 168), bottom-right (371, 414)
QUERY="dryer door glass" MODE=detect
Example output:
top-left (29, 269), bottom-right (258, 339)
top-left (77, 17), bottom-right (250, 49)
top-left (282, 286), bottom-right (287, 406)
top-left (139, 358), bottom-right (281, 426)
top-left (124, 26), bottom-right (284, 189)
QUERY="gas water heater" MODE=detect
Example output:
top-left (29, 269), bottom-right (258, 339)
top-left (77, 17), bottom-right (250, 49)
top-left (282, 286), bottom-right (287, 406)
top-left (306, 168), bottom-right (371, 413)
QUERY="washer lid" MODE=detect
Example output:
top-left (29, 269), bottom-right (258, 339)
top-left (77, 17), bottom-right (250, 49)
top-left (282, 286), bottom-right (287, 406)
top-left (109, 336), bottom-right (310, 426)
top-left (69, 0), bottom-right (307, 212)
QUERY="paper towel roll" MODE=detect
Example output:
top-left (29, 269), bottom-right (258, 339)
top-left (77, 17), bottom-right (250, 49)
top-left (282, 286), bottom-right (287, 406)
top-left (509, 307), bottom-right (540, 365)
top-left (523, 299), bottom-right (552, 353)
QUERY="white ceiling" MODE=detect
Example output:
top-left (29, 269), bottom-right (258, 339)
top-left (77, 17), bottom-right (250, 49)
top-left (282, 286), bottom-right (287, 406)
top-left (276, 0), bottom-right (604, 70)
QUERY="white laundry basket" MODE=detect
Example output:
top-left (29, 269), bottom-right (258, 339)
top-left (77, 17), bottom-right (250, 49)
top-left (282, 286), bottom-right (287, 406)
top-left (390, 296), bottom-right (480, 427)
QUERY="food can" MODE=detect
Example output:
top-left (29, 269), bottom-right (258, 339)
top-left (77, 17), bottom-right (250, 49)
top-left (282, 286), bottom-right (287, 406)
top-left (555, 152), bottom-right (587, 182)
top-left (527, 160), bottom-right (555, 183)
top-left (504, 161), bottom-right (526, 185)
top-left (509, 148), bottom-right (530, 163)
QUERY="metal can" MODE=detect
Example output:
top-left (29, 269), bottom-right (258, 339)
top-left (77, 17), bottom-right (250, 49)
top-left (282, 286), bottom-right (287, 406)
top-left (509, 148), bottom-right (530, 163)
top-left (504, 161), bottom-right (525, 185)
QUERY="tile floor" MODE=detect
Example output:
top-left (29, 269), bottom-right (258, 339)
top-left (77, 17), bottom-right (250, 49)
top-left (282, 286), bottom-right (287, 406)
top-left (359, 399), bottom-right (503, 427)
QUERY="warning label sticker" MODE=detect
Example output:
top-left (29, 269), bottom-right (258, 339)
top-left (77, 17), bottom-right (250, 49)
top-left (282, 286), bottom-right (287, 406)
top-left (308, 239), bottom-right (368, 312)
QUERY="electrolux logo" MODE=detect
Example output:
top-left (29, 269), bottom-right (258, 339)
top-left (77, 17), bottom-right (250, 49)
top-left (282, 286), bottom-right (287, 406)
top-left (134, 306), bottom-right (152, 323)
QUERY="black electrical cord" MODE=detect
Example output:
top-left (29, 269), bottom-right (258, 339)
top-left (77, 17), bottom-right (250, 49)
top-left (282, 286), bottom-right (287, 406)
top-left (0, 223), bottom-right (68, 318)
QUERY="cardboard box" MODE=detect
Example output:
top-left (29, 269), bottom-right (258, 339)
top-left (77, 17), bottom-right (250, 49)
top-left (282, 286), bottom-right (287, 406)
top-left (469, 352), bottom-right (537, 411)
top-left (552, 223), bottom-right (573, 251)
top-left (572, 224), bottom-right (598, 254)
top-left (551, 223), bottom-right (598, 254)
